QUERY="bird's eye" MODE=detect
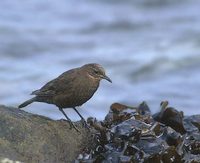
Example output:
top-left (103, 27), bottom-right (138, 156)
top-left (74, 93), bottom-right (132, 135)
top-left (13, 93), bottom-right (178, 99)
top-left (94, 69), bottom-right (99, 74)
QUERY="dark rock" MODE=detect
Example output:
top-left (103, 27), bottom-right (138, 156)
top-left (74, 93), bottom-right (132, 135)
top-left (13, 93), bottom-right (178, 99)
top-left (136, 137), bottom-right (168, 156)
top-left (104, 103), bottom-right (138, 127)
top-left (75, 102), bottom-right (200, 163)
top-left (119, 155), bottom-right (133, 163)
top-left (110, 119), bottom-right (142, 142)
top-left (161, 146), bottom-right (182, 163)
top-left (161, 127), bottom-right (182, 147)
top-left (138, 101), bottom-right (151, 116)
top-left (143, 154), bottom-right (161, 163)
top-left (153, 102), bottom-right (186, 134)
top-left (123, 144), bottom-right (144, 162)
top-left (184, 115), bottom-right (200, 133)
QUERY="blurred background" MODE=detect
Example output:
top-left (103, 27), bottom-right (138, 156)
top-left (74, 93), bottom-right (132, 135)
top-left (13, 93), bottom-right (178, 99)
top-left (0, 0), bottom-right (200, 120)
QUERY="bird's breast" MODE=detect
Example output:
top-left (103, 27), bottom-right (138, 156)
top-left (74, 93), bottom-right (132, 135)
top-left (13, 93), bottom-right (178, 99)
top-left (74, 79), bottom-right (99, 105)
top-left (53, 74), bottom-right (100, 108)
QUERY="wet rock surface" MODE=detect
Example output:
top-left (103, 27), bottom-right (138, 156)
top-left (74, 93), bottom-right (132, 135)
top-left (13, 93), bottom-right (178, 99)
top-left (1, 102), bottom-right (200, 163)
top-left (77, 102), bottom-right (200, 163)
top-left (0, 105), bottom-right (92, 163)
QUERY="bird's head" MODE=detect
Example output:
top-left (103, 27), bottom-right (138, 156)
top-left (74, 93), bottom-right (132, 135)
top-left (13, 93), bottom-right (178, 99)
top-left (82, 63), bottom-right (112, 83)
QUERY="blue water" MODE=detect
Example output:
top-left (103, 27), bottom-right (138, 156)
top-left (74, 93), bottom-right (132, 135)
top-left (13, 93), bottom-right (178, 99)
top-left (0, 0), bottom-right (200, 120)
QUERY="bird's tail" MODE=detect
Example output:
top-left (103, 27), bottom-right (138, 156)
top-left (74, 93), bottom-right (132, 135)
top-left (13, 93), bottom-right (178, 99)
top-left (18, 97), bottom-right (36, 109)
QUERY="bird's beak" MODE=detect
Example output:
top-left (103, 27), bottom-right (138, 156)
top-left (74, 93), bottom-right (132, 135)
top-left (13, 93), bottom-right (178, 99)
top-left (102, 75), bottom-right (112, 83)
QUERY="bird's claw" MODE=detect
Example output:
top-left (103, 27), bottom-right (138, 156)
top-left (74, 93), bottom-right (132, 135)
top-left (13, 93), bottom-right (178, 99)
top-left (68, 121), bottom-right (80, 132)
top-left (81, 119), bottom-right (90, 130)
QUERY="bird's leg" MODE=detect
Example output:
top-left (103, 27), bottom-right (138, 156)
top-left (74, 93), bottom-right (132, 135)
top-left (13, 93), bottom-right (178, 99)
top-left (59, 108), bottom-right (80, 132)
top-left (73, 107), bottom-right (90, 129)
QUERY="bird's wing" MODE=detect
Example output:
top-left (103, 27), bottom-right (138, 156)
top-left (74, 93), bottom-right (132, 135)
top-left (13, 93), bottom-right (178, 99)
top-left (31, 69), bottom-right (77, 97)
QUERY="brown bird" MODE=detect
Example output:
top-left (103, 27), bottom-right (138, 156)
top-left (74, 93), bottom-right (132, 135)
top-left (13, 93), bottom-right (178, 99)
top-left (19, 63), bottom-right (112, 131)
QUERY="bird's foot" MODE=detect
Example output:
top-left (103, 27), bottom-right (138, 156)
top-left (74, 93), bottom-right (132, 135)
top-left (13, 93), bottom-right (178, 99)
top-left (68, 121), bottom-right (80, 132)
top-left (60, 119), bottom-right (80, 132)
top-left (81, 119), bottom-right (90, 130)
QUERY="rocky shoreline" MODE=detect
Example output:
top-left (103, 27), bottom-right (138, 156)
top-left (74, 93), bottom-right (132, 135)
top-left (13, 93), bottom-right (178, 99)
top-left (76, 101), bottom-right (200, 163)
top-left (0, 102), bottom-right (200, 163)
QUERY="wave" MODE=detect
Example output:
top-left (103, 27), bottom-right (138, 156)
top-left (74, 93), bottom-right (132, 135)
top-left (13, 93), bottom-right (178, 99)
top-left (129, 55), bottom-right (200, 81)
